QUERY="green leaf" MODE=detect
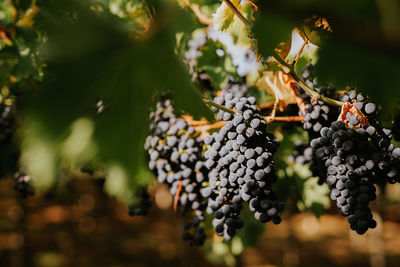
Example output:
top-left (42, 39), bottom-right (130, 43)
top-left (315, 36), bottom-right (400, 117)
top-left (252, 10), bottom-right (295, 58)
top-left (212, 0), bottom-right (240, 32)
top-left (252, 0), bottom-right (400, 116)
top-left (20, 0), bottom-right (212, 196)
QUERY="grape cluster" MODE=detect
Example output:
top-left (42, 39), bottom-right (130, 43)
top-left (310, 100), bottom-right (400, 234)
top-left (144, 99), bottom-right (208, 245)
top-left (291, 68), bottom-right (400, 234)
top-left (128, 188), bottom-right (152, 216)
top-left (310, 121), bottom-right (379, 234)
top-left (13, 172), bottom-right (34, 198)
top-left (202, 93), bottom-right (283, 240)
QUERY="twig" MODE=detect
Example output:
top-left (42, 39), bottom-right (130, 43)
top-left (272, 52), bottom-right (345, 107)
top-left (291, 39), bottom-right (309, 65)
top-left (263, 116), bottom-right (304, 123)
top-left (195, 121), bottom-right (225, 133)
top-left (174, 180), bottom-right (183, 212)
top-left (190, 4), bottom-right (212, 25)
top-left (222, 0), bottom-right (251, 26)
top-left (183, 0), bottom-right (212, 25)
top-left (181, 115), bottom-right (209, 126)
top-left (246, 0), bottom-right (258, 11)
top-left (258, 102), bottom-right (275, 110)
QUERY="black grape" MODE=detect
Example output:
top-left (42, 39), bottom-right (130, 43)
top-left (13, 172), bottom-right (34, 198)
top-left (144, 98), bottom-right (208, 245)
top-left (203, 93), bottom-right (283, 240)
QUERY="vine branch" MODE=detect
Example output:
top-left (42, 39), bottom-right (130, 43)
top-left (272, 52), bottom-right (345, 107)
top-left (191, 4), bottom-right (212, 25)
top-left (291, 39), bottom-right (308, 65)
top-left (203, 98), bottom-right (236, 114)
top-left (258, 102), bottom-right (275, 110)
top-left (195, 121), bottom-right (225, 134)
top-left (183, 0), bottom-right (212, 25)
top-left (264, 115), bottom-right (304, 123)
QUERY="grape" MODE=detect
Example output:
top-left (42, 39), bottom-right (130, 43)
top-left (144, 98), bottom-right (208, 245)
top-left (310, 108), bottom-right (400, 234)
top-left (203, 93), bottom-right (283, 240)
top-left (309, 121), bottom-right (378, 234)
top-left (291, 66), bottom-right (400, 234)
top-left (13, 172), bottom-right (34, 198)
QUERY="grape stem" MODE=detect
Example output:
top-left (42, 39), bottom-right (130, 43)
top-left (203, 98), bottom-right (236, 114)
top-left (264, 115), bottom-right (304, 123)
top-left (203, 97), bottom-right (304, 124)
top-left (222, 0), bottom-right (251, 26)
top-left (183, 0), bottom-right (212, 25)
top-left (272, 52), bottom-right (345, 107)
top-left (181, 115), bottom-right (209, 126)
top-left (291, 39), bottom-right (308, 65)
top-left (191, 4), bottom-right (212, 25)
top-left (181, 115), bottom-right (226, 130)
top-left (195, 121), bottom-right (226, 134)
top-left (246, 0), bottom-right (258, 11)
top-left (258, 102), bottom-right (275, 110)
top-left (173, 180), bottom-right (183, 212)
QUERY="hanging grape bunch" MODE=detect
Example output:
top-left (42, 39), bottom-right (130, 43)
top-left (308, 89), bottom-right (400, 234)
top-left (202, 91), bottom-right (283, 240)
top-left (144, 98), bottom-right (209, 245)
top-left (14, 172), bottom-right (35, 198)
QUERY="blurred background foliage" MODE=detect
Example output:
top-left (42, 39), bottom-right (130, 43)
top-left (0, 0), bottom-right (400, 266)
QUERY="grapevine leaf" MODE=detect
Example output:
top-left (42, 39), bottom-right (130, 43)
top-left (252, 11), bottom-right (295, 58)
top-left (275, 39), bottom-right (292, 59)
top-left (300, 16), bottom-right (332, 46)
top-left (256, 71), bottom-right (299, 107)
top-left (314, 35), bottom-right (400, 117)
top-left (212, 0), bottom-right (240, 32)
top-left (19, 0), bottom-right (212, 196)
